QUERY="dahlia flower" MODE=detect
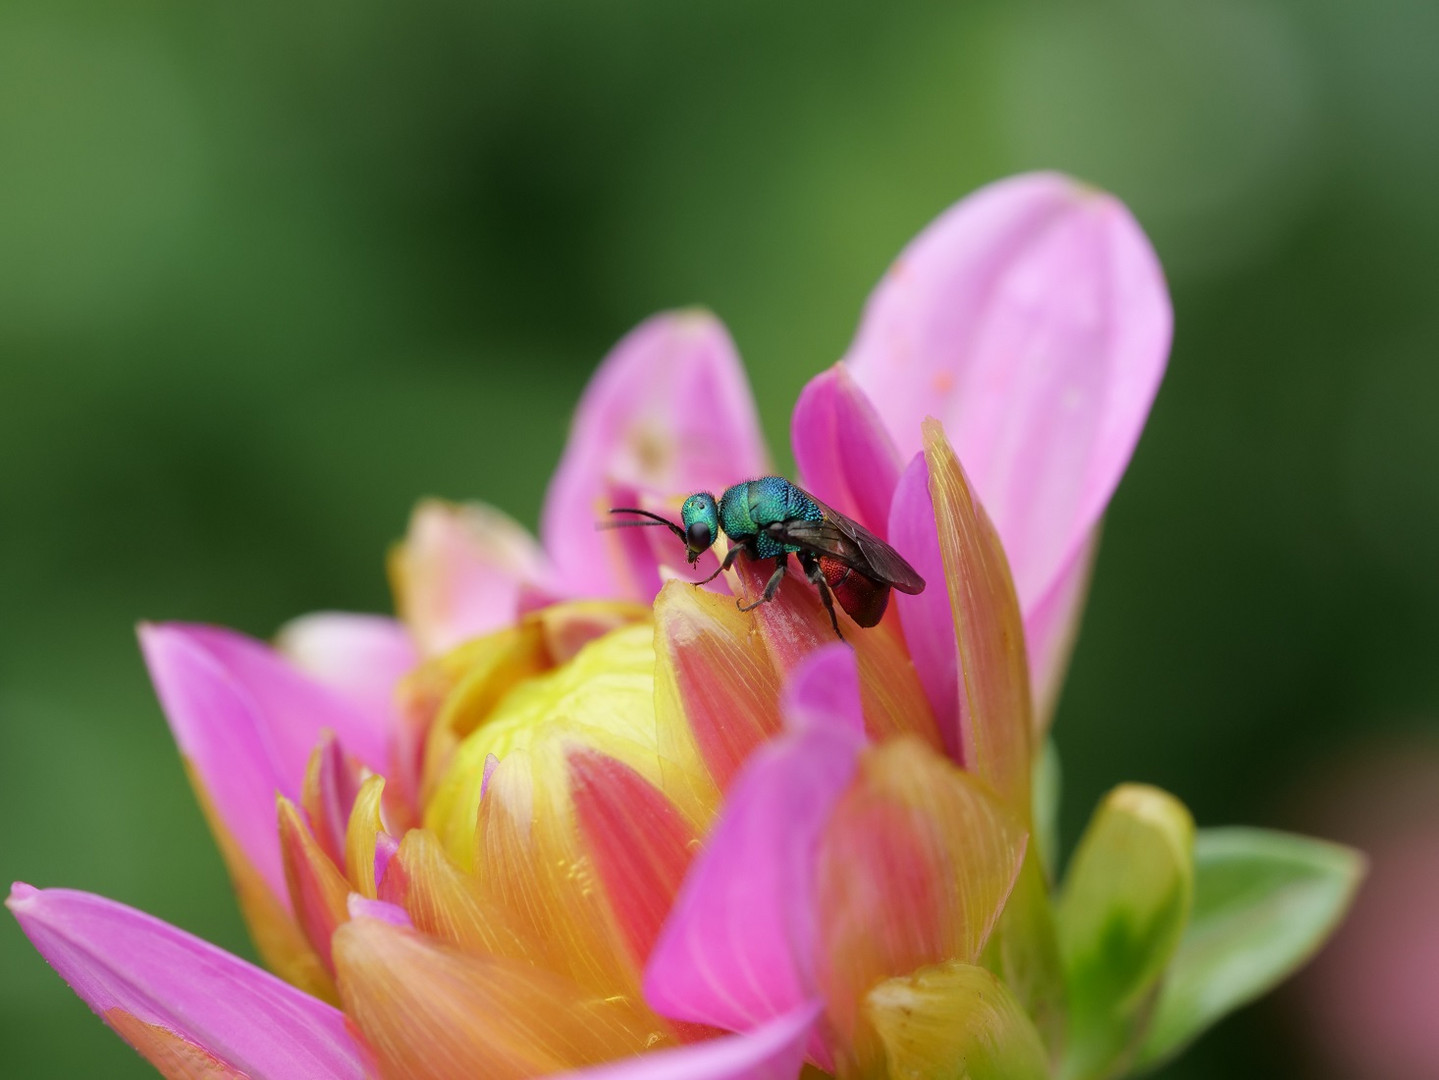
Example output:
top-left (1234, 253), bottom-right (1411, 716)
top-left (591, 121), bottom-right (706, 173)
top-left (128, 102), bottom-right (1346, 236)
top-left (9, 173), bottom-right (1361, 1080)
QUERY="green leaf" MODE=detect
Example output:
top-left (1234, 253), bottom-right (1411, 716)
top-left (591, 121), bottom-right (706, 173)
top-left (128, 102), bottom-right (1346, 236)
top-left (1137, 827), bottom-right (1365, 1069)
top-left (867, 960), bottom-right (1051, 1080)
top-left (1057, 784), bottom-right (1195, 1080)
top-left (1033, 738), bottom-right (1061, 884)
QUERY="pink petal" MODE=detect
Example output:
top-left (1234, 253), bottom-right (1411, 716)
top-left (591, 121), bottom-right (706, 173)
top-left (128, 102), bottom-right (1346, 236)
top-left (888, 453), bottom-right (961, 762)
top-left (275, 611), bottom-right (417, 733)
top-left (645, 647), bottom-right (865, 1070)
top-left (780, 641), bottom-right (866, 739)
top-left (554, 1003), bottom-right (821, 1080)
top-left (542, 311), bottom-right (769, 599)
top-left (790, 365), bottom-right (903, 538)
top-left (138, 622), bottom-right (388, 901)
top-left (7, 884), bottom-right (369, 1078)
top-left (846, 171), bottom-right (1171, 620)
top-left (392, 500), bottom-right (549, 656)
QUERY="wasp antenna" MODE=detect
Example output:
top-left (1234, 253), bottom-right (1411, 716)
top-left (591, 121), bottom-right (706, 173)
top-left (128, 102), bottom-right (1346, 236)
top-left (604, 507), bottom-right (686, 542)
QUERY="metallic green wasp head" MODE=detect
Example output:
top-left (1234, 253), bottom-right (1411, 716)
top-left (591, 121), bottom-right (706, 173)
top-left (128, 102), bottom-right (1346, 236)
top-left (680, 492), bottom-right (720, 563)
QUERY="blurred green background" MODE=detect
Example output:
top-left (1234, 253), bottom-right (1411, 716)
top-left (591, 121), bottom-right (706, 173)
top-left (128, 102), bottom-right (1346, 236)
top-left (2, 1), bottom-right (1436, 1076)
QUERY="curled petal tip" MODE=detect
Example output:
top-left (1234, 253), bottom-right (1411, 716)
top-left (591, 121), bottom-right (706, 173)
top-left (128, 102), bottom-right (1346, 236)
top-left (6, 881), bottom-right (38, 911)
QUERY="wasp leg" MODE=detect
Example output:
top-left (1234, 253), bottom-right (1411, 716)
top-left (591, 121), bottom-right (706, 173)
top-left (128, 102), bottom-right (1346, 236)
top-left (801, 553), bottom-right (844, 640)
top-left (693, 545), bottom-right (742, 587)
top-left (738, 553), bottom-right (789, 612)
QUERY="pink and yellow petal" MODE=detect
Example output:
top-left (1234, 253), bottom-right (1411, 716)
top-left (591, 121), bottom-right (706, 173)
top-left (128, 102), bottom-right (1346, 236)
top-left (186, 769), bottom-right (335, 1000)
top-left (278, 797), bottom-right (352, 974)
top-left (569, 748), bottom-right (701, 969)
top-left (541, 310), bottom-right (769, 600)
top-left (652, 579), bottom-right (785, 806)
top-left (333, 910), bottom-right (669, 1080)
top-left (729, 555), bottom-right (941, 751)
top-left (890, 422), bottom-right (1034, 815)
top-left (300, 733), bottom-right (366, 868)
top-left (8, 884), bottom-right (369, 1079)
top-left (815, 737), bottom-right (1029, 1072)
top-left (410, 603), bottom-right (651, 821)
top-left (472, 745), bottom-right (656, 1000)
top-left (378, 828), bottom-right (529, 961)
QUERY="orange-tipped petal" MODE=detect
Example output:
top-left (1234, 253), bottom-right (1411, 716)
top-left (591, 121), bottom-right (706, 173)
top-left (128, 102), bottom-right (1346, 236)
top-left (653, 578), bottom-right (783, 802)
top-left (104, 1011), bottom-right (253, 1080)
top-left (381, 828), bottom-right (529, 962)
top-left (344, 774), bottom-right (388, 899)
top-left (569, 747), bottom-right (700, 969)
top-left (278, 797), bottom-right (351, 974)
top-left (922, 418), bottom-right (1034, 816)
top-left (815, 736), bottom-right (1029, 1073)
top-left (334, 907), bottom-right (669, 1080)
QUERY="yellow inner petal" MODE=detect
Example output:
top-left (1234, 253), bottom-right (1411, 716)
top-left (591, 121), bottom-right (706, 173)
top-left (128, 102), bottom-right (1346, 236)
top-left (424, 622), bottom-right (704, 868)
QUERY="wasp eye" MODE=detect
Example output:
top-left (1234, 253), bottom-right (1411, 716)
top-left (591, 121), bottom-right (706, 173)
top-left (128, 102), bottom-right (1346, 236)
top-left (686, 521), bottom-right (713, 552)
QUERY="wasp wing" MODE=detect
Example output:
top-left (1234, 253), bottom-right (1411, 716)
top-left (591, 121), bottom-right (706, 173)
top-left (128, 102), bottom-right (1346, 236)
top-left (767, 504), bottom-right (926, 594)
